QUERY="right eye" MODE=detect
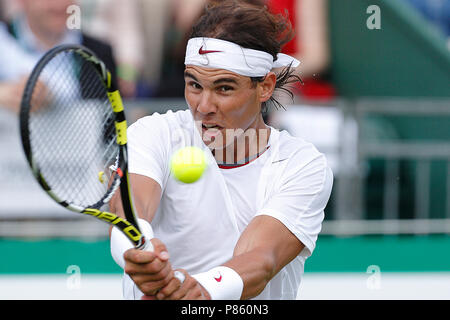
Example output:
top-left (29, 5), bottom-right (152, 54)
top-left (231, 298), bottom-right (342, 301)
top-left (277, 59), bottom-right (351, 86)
top-left (188, 82), bottom-right (202, 90)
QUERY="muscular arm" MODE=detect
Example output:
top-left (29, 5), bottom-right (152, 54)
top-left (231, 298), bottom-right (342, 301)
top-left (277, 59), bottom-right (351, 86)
top-left (153, 214), bottom-right (304, 301)
top-left (224, 215), bottom-right (304, 300)
top-left (109, 173), bottom-right (162, 222)
top-left (109, 173), bottom-right (161, 242)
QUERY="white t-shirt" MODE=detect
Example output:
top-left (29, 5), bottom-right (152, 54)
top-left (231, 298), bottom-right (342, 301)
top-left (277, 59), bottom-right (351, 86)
top-left (123, 109), bottom-right (333, 300)
top-left (220, 151), bottom-right (269, 234)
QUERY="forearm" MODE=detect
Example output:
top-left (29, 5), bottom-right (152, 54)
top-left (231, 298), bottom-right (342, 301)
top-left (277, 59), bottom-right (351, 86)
top-left (155, 216), bottom-right (304, 300)
top-left (108, 173), bottom-right (162, 268)
top-left (109, 173), bottom-right (161, 221)
top-left (223, 216), bottom-right (304, 300)
top-left (223, 248), bottom-right (276, 300)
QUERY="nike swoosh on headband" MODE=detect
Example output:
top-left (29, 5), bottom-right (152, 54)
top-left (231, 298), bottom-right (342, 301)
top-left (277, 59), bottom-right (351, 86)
top-left (199, 46), bottom-right (222, 55)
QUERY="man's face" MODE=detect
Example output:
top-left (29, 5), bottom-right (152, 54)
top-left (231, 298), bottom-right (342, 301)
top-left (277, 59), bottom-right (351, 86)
top-left (21, 0), bottom-right (75, 36)
top-left (184, 65), bottom-right (266, 150)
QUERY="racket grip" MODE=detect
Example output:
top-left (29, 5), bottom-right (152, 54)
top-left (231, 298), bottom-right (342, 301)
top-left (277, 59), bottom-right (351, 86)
top-left (111, 226), bottom-right (133, 269)
top-left (137, 218), bottom-right (154, 252)
top-left (110, 218), bottom-right (154, 268)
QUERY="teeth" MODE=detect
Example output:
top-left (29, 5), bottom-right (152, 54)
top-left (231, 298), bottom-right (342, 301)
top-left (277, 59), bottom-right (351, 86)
top-left (203, 124), bottom-right (218, 128)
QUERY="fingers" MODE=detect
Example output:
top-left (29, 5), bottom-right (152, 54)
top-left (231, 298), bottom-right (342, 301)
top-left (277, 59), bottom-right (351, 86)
top-left (127, 261), bottom-right (173, 284)
top-left (123, 239), bottom-right (209, 300)
top-left (156, 275), bottom-right (185, 300)
top-left (156, 269), bottom-right (208, 300)
top-left (150, 238), bottom-right (170, 261)
top-left (138, 269), bottom-right (174, 294)
top-left (124, 248), bottom-right (157, 265)
top-left (123, 238), bottom-right (173, 296)
top-left (181, 281), bottom-right (208, 300)
top-left (124, 238), bottom-right (169, 267)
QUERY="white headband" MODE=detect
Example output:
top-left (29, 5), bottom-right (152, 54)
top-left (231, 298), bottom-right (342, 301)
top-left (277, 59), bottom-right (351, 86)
top-left (185, 37), bottom-right (300, 77)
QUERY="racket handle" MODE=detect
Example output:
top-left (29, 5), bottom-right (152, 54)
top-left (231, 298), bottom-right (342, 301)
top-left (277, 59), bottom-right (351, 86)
top-left (111, 226), bottom-right (133, 269)
top-left (137, 218), bottom-right (154, 252)
top-left (110, 218), bottom-right (154, 268)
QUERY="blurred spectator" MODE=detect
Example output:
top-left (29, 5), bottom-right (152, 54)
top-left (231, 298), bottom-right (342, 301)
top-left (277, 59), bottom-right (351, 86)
top-left (0, 22), bottom-right (34, 112)
top-left (79, 0), bottom-right (212, 99)
top-left (0, 0), bottom-right (19, 22)
top-left (264, 0), bottom-right (342, 174)
top-left (0, 1), bottom-right (4, 21)
top-left (152, 0), bottom-right (207, 98)
top-left (78, 0), bottom-right (144, 98)
top-left (138, 0), bottom-right (171, 97)
top-left (267, 0), bottom-right (336, 102)
top-left (0, 22), bottom-right (34, 79)
top-left (151, 0), bottom-right (270, 98)
top-left (0, 0), bottom-right (117, 112)
top-left (405, 0), bottom-right (450, 48)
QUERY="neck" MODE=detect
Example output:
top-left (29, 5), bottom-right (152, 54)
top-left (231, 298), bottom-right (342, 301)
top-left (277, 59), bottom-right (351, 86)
top-left (213, 116), bottom-right (270, 164)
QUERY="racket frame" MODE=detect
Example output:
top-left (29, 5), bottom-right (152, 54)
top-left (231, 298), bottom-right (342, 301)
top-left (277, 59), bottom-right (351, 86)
top-left (19, 44), bottom-right (147, 249)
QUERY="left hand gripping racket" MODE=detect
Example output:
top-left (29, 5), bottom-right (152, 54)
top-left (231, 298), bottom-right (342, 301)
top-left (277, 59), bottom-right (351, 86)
top-left (20, 44), bottom-right (152, 251)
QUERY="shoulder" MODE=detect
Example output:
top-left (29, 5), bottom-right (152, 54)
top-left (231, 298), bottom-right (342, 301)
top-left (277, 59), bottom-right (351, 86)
top-left (270, 128), bottom-right (333, 188)
top-left (274, 128), bottom-right (326, 166)
top-left (130, 109), bottom-right (191, 127)
top-left (128, 109), bottom-right (193, 137)
top-left (169, 108), bottom-right (194, 125)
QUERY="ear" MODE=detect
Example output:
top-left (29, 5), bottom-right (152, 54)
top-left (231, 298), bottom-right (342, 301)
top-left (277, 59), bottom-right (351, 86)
top-left (258, 72), bottom-right (277, 103)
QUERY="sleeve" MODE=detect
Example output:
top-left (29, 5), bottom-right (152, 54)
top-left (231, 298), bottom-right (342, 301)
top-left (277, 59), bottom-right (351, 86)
top-left (256, 152), bottom-right (333, 258)
top-left (127, 114), bottom-right (171, 190)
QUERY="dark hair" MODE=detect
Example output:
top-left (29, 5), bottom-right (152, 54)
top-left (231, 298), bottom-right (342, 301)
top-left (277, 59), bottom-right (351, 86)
top-left (190, 0), bottom-right (302, 113)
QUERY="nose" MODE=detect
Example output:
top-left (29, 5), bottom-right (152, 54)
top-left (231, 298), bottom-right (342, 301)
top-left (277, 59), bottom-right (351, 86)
top-left (196, 90), bottom-right (217, 115)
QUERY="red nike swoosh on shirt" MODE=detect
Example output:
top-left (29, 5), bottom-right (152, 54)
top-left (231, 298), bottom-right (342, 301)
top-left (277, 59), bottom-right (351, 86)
top-left (214, 275), bottom-right (222, 282)
top-left (199, 46), bottom-right (222, 55)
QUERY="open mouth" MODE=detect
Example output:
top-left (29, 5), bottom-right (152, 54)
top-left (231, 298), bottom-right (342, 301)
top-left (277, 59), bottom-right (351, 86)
top-left (202, 123), bottom-right (224, 132)
top-left (202, 123), bottom-right (222, 129)
top-left (201, 123), bottom-right (223, 140)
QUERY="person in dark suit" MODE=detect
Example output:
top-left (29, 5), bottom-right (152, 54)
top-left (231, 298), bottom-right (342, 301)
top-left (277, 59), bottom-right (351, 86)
top-left (0, 0), bottom-right (117, 111)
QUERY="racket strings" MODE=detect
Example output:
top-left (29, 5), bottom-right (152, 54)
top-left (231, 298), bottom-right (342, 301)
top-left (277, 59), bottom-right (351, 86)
top-left (27, 50), bottom-right (119, 209)
top-left (46, 63), bottom-right (116, 205)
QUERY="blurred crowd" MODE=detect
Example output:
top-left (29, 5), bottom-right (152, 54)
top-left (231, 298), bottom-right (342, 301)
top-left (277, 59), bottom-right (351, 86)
top-left (0, 0), bottom-right (448, 113)
top-left (0, 0), bottom-right (337, 113)
top-left (0, 0), bottom-right (448, 223)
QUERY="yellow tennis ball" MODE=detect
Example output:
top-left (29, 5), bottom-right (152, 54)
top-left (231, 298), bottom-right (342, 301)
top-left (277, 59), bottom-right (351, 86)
top-left (170, 146), bottom-right (207, 183)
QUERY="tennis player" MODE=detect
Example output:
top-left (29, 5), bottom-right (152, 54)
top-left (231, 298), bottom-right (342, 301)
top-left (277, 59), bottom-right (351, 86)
top-left (110, 0), bottom-right (333, 300)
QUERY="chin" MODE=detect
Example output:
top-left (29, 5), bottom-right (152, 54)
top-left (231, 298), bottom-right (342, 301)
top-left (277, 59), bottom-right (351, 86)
top-left (202, 137), bottom-right (227, 151)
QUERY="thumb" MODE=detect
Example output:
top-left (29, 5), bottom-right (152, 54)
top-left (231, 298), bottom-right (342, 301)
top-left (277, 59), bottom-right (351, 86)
top-left (150, 238), bottom-right (170, 261)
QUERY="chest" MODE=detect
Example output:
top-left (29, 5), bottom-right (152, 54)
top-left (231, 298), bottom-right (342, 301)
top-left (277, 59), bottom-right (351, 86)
top-left (220, 160), bottom-right (266, 232)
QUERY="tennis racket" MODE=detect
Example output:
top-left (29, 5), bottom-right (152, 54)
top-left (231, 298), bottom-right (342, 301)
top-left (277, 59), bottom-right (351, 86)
top-left (19, 44), bottom-right (152, 251)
